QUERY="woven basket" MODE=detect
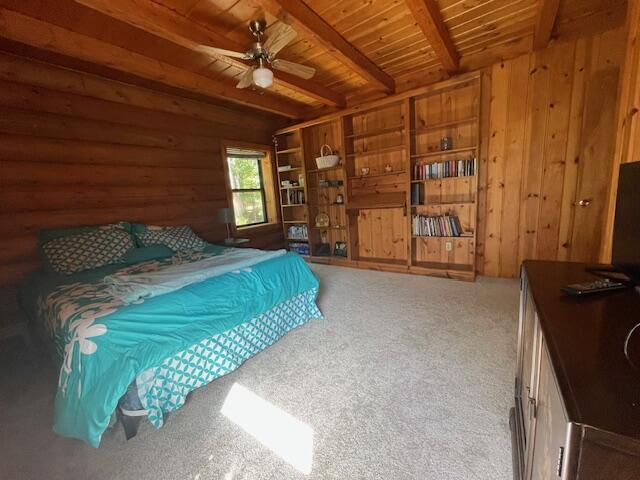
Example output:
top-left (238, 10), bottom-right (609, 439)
top-left (315, 144), bottom-right (340, 169)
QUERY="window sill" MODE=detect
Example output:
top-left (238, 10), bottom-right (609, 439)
top-left (236, 221), bottom-right (279, 233)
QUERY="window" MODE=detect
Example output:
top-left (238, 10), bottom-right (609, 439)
top-left (226, 148), bottom-right (274, 228)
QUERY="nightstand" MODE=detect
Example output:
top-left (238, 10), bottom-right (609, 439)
top-left (223, 238), bottom-right (251, 247)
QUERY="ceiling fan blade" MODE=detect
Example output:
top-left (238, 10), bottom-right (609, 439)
top-left (197, 45), bottom-right (251, 60)
top-left (236, 66), bottom-right (256, 89)
top-left (272, 59), bottom-right (315, 80)
top-left (264, 23), bottom-right (297, 58)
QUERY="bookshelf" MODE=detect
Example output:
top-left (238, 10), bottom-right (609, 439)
top-left (301, 119), bottom-right (348, 261)
top-left (274, 73), bottom-right (482, 281)
top-left (344, 99), bottom-right (408, 266)
top-left (274, 129), bottom-right (310, 256)
top-left (408, 78), bottom-right (480, 280)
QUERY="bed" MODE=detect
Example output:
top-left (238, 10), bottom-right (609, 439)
top-left (19, 234), bottom-right (321, 448)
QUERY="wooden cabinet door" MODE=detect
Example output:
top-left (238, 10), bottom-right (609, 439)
top-left (517, 275), bottom-right (541, 458)
top-left (529, 340), bottom-right (569, 480)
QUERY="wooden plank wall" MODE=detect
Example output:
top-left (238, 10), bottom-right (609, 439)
top-left (600, 0), bottom-right (640, 262)
top-left (477, 26), bottom-right (625, 278)
top-left (0, 52), bottom-right (284, 286)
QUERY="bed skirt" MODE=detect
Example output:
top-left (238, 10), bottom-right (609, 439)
top-left (132, 288), bottom-right (322, 428)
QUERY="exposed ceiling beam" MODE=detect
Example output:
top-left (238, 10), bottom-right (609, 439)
top-left (260, 0), bottom-right (395, 93)
top-left (533, 0), bottom-right (560, 50)
top-left (404, 0), bottom-right (459, 73)
top-left (70, 0), bottom-right (345, 107)
top-left (0, 7), bottom-right (303, 118)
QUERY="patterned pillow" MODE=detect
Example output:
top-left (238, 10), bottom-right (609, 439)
top-left (135, 225), bottom-right (207, 252)
top-left (42, 225), bottom-right (135, 275)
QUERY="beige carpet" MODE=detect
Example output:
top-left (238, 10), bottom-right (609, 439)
top-left (0, 264), bottom-right (519, 480)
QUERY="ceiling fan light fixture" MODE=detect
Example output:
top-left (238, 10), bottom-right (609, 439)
top-left (253, 66), bottom-right (273, 88)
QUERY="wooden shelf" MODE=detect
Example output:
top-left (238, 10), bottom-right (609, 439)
top-left (307, 166), bottom-right (344, 174)
top-left (411, 175), bottom-right (475, 183)
top-left (278, 75), bottom-right (481, 282)
top-left (347, 192), bottom-right (406, 210)
top-left (346, 145), bottom-right (405, 157)
top-left (280, 186), bottom-right (305, 190)
top-left (412, 235), bottom-right (475, 239)
top-left (412, 117), bottom-right (478, 133)
top-left (348, 170), bottom-right (406, 180)
top-left (411, 146), bottom-right (477, 159)
top-left (276, 147), bottom-right (301, 154)
top-left (282, 203), bottom-right (307, 207)
top-left (282, 220), bottom-right (307, 224)
top-left (412, 201), bottom-right (475, 206)
top-left (278, 167), bottom-right (303, 173)
top-left (411, 261), bottom-right (474, 272)
top-left (346, 125), bottom-right (404, 139)
top-left (357, 257), bottom-right (407, 266)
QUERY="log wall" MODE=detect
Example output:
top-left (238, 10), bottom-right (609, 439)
top-left (0, 52), bottom-right (285, 285)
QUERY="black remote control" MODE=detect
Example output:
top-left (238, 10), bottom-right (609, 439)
top-left (561, 278), bottom-right (628, 296)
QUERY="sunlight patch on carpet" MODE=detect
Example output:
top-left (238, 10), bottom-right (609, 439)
top-left (221, 383), bottom-right (314, 474)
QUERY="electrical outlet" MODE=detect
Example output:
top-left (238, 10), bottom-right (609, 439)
top-left (445, 241), bottom-right (453, 252)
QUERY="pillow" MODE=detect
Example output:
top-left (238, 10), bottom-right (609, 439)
top-left (121, 245), bottom-right (174, 264)
top-left (42, 224), bottom-right (135, 275)
top-left (39, 221), bottom-right (132, 245)
top-left (134, 225), bottom-right (207, 252)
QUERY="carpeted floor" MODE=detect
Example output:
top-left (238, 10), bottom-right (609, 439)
top-left (0, 264), bottom-right (519, 480)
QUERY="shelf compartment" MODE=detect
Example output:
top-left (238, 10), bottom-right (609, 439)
top-left (412, 117), bottom-right (478, 133)
top-left (282, 203), bottom-right (307, 207)
top-left (411, 175), bottom-right (476, 183)
top-left (346, 125), bottom-right (404, 139)
top-left (307, 166), bottom-right (344, 174)
top-left (280, 186), bottom-right (305, 190)
top-left (348, 170), bottom-right (406, 180)
top-left (346, 145), bottom-right (406, 157)
top-left (410, 146), bottom-right (477, 159)
top-left (276, 147), bottom-right (301, 154)
top-left (277, 167), bottom-right (304, 173)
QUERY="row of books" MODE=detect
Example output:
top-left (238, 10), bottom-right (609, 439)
top-left (285, 189), bottom-right (305, 205)
top-left (413, 157), bottom-right (476, 180)
top-left (412, 214), bottom-right (469, 237)
top-left (287, 224), bottom-right (308, 240)
top-left (288, 242), bottom-right (310, 255)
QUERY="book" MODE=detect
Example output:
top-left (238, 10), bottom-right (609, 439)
top-left (412, 214), bottom-right (467, 237)
top-left (413, 156), bottom-right (476, 181)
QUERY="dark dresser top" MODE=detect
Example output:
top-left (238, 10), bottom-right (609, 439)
top-left (523, 260), bottom-right (640, 440)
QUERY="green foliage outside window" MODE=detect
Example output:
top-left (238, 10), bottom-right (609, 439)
top-left (227, 156), bottom-right (267, 227)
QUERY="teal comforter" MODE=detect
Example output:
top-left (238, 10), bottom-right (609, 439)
top-left (21, 246), bottom-right (320, 447)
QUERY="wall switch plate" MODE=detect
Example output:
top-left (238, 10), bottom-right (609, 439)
top-left (445, 241), bottom-right (453, 252)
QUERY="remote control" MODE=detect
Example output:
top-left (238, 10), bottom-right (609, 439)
top-left (561, 278), bottom-right (628, 296)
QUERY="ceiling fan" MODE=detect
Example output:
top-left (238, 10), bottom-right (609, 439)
top-left (198, 20), bottom-right (316, 89)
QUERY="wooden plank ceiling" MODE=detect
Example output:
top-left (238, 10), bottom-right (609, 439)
top-left (0, 0), bottom-right (627, 119)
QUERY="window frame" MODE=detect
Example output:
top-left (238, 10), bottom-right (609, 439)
top-left (221, 140), bottom-right (279, 234)
top-left (227, 155), bottom-right (268, 228)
